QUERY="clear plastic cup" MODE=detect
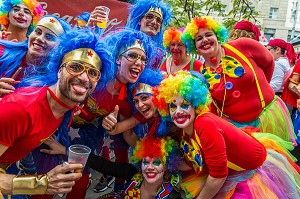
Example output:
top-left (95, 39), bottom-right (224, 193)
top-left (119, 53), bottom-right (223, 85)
top-left (68, 144), bottom-right (91, 173)
top-left (96, 6), bottom-right (110, 28)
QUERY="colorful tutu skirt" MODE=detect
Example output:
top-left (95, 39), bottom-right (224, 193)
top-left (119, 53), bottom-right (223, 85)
top-left (231, 96), bottom-right (297, 145)
top-left (181, 133), bottom-right (300, 199)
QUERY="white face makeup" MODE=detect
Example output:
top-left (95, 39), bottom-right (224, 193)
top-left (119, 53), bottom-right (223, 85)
top-left (169, 95), bottom-right (195, 130)
top-left (141, 157), bottom-right (165, 184)
top-left (8, 3), bottom-right (32, 29)
top-left (133, 93), bottom-right (157, 119)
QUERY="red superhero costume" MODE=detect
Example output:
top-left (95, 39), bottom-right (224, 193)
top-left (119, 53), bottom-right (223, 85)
top-left (0, 87), bottom-right (63, 164)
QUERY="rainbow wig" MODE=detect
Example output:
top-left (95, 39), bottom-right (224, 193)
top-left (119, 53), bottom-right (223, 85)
top-left (19, 28), bottom-right (114, 93)
top-left (0, 15), bottom-right (71, 79)
top-left (0, 0), bottom-right (43, 35)
top-left (126, 0), bottom-right (172, 47)
top-left (104, 27), bottom-right (156, 70)
top-left (181, 16), bottom-right (228, 53)
top-left (153, 70), bottom-right (211, 119)
top-left (163, 27), bottom-right (185, 51)
top-left (130, 135), bottom-right (181, 172)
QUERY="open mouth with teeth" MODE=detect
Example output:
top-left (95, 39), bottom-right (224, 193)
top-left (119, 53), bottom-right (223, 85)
top-left (172, 114), bottom-right (191, 124)
top-left (129, 68), bottom-right (140, 79)
top-left (200, 41), bottom-right (214, 50)
top-left (32, 43), bottom-right (46, 51)
top-left (140, 108), bottom-right (151, 117)
top-left (145, 172), bottom-right (159, 179)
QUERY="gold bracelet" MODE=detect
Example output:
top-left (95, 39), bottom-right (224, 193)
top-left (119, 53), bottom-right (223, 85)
top-left (12, 174), bottom-right (48, 195)
top-left (289, 78), bottom-right (299, 85)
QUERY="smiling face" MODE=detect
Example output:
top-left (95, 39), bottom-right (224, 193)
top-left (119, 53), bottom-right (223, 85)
top-left (139, 11), bottom-right (162, 37)
top-left (57, 62), bottom-right (99, 103)
top-left (142, 157), bottom-right (165, 184)
top-left (133, 93), bottom-right (157, 119)
top-left (27, 26), bottom-right (58, 60)
top-left (116, 48), bottom-right (146, 84)
top-left (170, 41), bottom-right (186, 60)
top-left (8, 3), bottom-right (32, 29)
top-left (169, 95), bottom-right (195, 130)
top-left (195, 28), bottom-right (219, 58)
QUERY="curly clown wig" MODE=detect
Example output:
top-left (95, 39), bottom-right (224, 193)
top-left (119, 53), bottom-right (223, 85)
top-left (130, 135), bottom-right (181, 172)
top-left (0, 0), bottom-right (43, 35)
top-left (181, 16), bottom-right (228, 53)
top-left (163, 26), bottom-right (185, 52)
top-left (153, 70), bottom-right (211, 119)
top-left (126, 0), bottom-right (172, 47)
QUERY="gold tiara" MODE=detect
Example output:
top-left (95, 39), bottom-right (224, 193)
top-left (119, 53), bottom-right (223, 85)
top-left (61, 48), bottom-right (102, 69)
top-left (146, 7), bottom-right (163, 18)
top-left (119, 39), bottom-right (145, 55)
top-left (37, 17), bottom-right (65, 36)
top-left (132, 83), bottom-right (153, 97)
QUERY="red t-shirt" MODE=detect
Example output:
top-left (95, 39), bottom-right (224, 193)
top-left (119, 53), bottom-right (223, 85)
top-left (0, 87), bottom-right (63, 164)
top-left (73, 88), bottom-right (132, 125)
top-left (210, 38), bottom-right (275, 122)
top-left (190, 113), bottom-right (266, 178)
top-left (281, 61), bottom-right (300, 108)
top-left (160, 57), bottom-right (203, 73)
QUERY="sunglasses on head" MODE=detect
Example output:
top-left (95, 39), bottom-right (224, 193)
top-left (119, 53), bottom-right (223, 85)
top-left (144, 13), bottom-right (163, 25)
top-left (62, 61), bottom-right (101, 82)
top-left (121, 51), bottom-right (148, 65)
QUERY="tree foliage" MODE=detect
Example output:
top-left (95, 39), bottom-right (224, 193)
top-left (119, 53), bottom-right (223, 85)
top-left (164, 0), bottom-right (259, 30)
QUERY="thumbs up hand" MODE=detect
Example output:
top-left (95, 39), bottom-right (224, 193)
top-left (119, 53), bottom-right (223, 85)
top-left (102, 105), bottom-right (119, 132)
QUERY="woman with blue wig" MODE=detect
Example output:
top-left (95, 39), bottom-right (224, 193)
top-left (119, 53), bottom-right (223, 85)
top-left (66, 28), bottom-right (156, 193)
top-left (0, 15), bottom-right (71, 97)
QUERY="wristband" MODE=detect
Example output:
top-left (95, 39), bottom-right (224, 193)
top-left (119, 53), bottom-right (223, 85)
top-left (12, 174), bottom-right (49, 195)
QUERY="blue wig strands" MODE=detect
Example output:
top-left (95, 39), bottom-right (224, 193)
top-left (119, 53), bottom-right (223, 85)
top-left (19, 28), bottom-right (115, 93)
top-left (126, 0), bottom-right (172, 47)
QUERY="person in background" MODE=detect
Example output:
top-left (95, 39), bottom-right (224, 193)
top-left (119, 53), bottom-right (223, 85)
top-left (153, 70), bottom-right (300, 199)
top-left (161, 26), bottom-right (202, 74)
top-left (0, 0), bottom-right (43, 41)
top-left (180, 16), bottom-right (297, 145)
top-left (267, 38), bottom-right (297, 96)
top-left (228, 20), bottom-right (261, 42)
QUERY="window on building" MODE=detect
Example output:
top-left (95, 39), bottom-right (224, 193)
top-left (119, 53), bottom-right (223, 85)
top-left (288, 30), bottom-right (300, 42)
top-left (264, 28), bottom-right (276, 40)
top-left (269, 7), bottom-right (278, 19)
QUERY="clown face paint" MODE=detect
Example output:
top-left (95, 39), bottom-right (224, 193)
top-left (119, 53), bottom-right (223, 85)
top-left (142, 157), bottom-right (165, 184)
top-left (169, 95), bottom-right (195, 131)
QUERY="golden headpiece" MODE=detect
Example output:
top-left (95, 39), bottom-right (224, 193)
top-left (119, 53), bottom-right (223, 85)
top-left (61, 48), bottom-right (102, 69)
top-left (146, 6), bottom-right (163, 18)
top-left (132, 83), bottom-right (153, 97)
top-left (37, 16), bottom-right (65, 36)
top-left (119, 39), bottom-right (145, 55)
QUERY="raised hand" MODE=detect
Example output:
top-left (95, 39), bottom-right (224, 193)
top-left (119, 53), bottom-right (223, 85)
top-left (102, 105), bottom-right (119, 131)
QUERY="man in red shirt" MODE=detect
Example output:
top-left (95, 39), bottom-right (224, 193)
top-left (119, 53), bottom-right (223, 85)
top-left (0, 28), bottom-right (114, 197)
